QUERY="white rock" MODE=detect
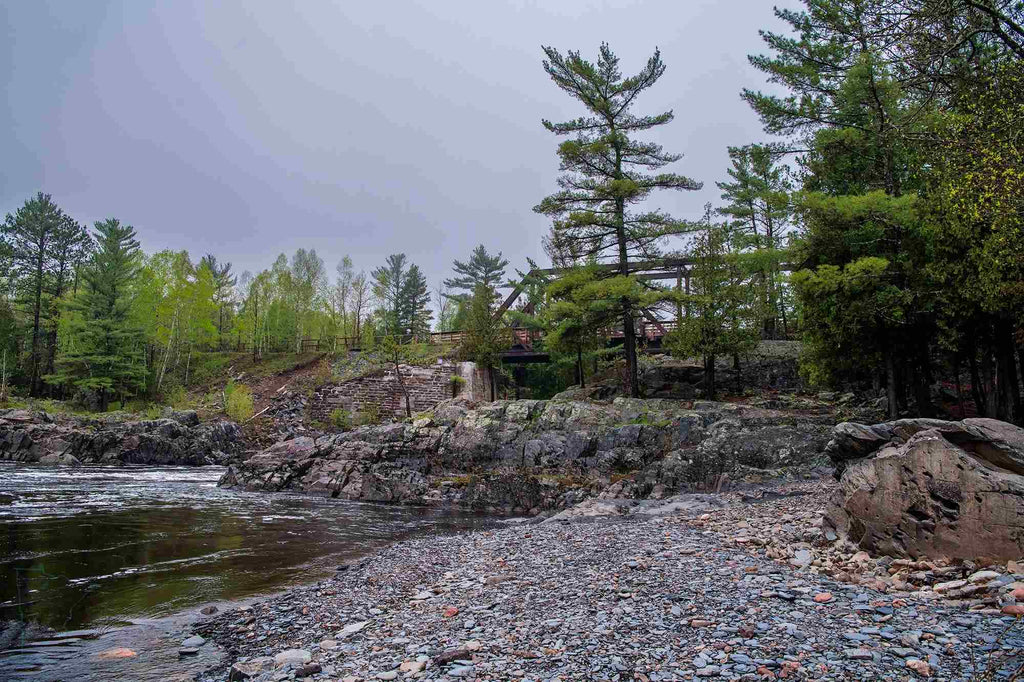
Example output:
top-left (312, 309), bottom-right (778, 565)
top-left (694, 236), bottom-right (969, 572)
top-left (274, 649), bottom-right (312, 667)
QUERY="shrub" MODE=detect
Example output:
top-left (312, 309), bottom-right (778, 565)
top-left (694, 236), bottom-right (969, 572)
top-left (314, 356), bottom-right (334, 386)
top-left (224, 380), bottom-right (254, 421)
top-left (329, 408), bottom-right (351, 430)
top-left (354, 403), bottom-right (380, 426)
top-left (166, 386), bottom-right (189, 409)
top-left (449, 374), bottom-right (466, 398)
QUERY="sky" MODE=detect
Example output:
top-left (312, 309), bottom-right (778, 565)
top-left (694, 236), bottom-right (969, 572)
top-left (1, 0), bottom-right (790, 291)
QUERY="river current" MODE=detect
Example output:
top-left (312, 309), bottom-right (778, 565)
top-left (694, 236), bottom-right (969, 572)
top-left (0, 463), bottom-right (494, 680)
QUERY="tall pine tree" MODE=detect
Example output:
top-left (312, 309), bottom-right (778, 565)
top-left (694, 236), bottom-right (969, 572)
top-left (535, 44), bottom-right (702, 397)
top-left (50, 219), bottom-right (146, 410)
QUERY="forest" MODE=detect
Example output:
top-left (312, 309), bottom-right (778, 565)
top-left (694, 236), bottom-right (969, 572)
top-left (1, 0), bottom-right (1023, 425)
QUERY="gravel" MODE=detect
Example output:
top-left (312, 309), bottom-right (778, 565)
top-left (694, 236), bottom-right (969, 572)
top-left (197, 482), bottom-right (1024, 681)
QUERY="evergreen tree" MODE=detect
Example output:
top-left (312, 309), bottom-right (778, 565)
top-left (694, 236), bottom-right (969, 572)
top-left (717, 144), bottom-right (792, 337)
top-left (535, 44), bottom-right (702, 397)
top-left (461, 283), bottom-right (512, 401)
top-left (540, 264), bottom-right (617, 388)
top-left (44, 213), bottom-right (92, 385)
top-left (664, 211), bottom-right (759, 400)
top-left (49, 219), bottom-right (146, 410)
top-left (2, 192), bottom-right (64, 395)
top-left (199, 254), bottom-right (236, 345)
top-left (443, 244), bottom-right (509, 302)
top-left (371, 254), bottom-right (407, 336)
top-left (400, 264), bottom-right (433, 340)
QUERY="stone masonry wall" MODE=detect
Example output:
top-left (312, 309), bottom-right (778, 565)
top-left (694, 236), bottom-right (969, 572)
top-left (310, 361), bottom-right (458, 421)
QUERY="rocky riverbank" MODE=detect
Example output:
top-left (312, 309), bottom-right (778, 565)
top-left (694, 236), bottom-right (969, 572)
top-left (218, 395), bottom-right (872, 514)
top-left (193, 479), bottom-right (1024, 681)
top-left (0, 407), bottom-right (244, 465)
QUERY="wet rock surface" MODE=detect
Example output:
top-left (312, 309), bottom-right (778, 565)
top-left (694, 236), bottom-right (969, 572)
top-left (196, 480), bottom-right (1024, 681)
top-left (0, 408), bottom-right (244, 465)
top-left (823, 417), bottom-right (1024, 561)
top-left (219, 397), bottom-right (837, 513)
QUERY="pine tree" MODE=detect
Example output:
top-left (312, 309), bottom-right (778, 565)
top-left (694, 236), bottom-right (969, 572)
top-left (49, 219), bottom-right (146, 410)
top-left (461, 283), bottom-right (512, 401)
top-left (535, 44), bottom-right (702, 397)
top-left (2, 192), bottom-right (64, 395)
top-left (400, 264), bottom-right (433, 340)
top-left (664, 211), bottom-right (758, 400)
top-left (44, 213), bottom-right (92, 384)
top-left (199, 254), bottom-right (236, 345)
top-left (717, 144), bottom-right (792, 337)
top-left (371, 254), bottom-right (407, 336)
top-left (443, 245), bottom-right (509, 302)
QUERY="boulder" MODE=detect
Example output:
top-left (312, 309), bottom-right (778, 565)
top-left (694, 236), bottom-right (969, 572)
top-left (824, 418), bottom-right (1024, 560)
top-left (0, 409), bottom-right (244, 466)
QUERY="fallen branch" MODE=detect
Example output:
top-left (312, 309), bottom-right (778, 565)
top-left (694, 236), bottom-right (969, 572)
top-left (245, 404), bottom-right (273, 423)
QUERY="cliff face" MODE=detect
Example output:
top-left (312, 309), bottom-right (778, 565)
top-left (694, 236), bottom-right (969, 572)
top-left (0, 408), bottom-right (244, 466)
top-left (219, 397), bottom-right (835, 513)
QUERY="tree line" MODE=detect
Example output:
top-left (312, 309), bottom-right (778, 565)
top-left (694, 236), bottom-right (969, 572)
top-left (0, 196), bottom-right (511, 407)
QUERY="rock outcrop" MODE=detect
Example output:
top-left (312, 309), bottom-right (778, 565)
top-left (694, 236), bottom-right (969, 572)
top-left (823, 417), bottom-right (1024, 561)
top-left (0, 408), bottom-right (244, 466)
top-left (220, 397), bottom-right (833, 513)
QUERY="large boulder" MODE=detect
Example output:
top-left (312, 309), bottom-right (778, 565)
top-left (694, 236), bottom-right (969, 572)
top-left (824, 417), bottom-right (1024, 561)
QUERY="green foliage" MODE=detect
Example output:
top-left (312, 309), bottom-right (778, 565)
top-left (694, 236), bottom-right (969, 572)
top-left (355, 403), bottom-right (380, 426)
top-left (47, 219), bottom-right (147, 411)
top-left (535, 43), bottom-right (702, 397)
top-left (664, 214), bottom-right (759, 398)
top-left (444, 244), bottom-right (509, 303)
top-left (329, 408), bottom-right (351, 430)
top-left (224, 380), bottom-right (254, 422)
top-left (460, 283), bottom-right (513, 400)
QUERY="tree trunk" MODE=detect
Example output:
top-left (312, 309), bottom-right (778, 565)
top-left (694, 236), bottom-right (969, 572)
top-left (705, 354), bottom-right (716, 401)
top-left (994, 317), bottom-right (1022, 424)
top-left (577, 346), bottom-right (585, 388)
top-left (30, 250), bottom-right (44, 396)
top-left (733, 353), bottom-right (742, 394)
top-left (885, 350), bottom-right (899, 419)
top-left (488, 365), bottom-right (495, 402)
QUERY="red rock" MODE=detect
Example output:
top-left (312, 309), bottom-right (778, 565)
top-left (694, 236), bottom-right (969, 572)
top-left (443, 606), bottom-right (459, 618)
top-left (1001, 603), bottom-right (1024, 616)
top-left (1011, 587), bottom-right (1024, 601)
top-left (813, 592), bottom-right (833, 603)
top-left (96, 648), bottom-right (136, 660)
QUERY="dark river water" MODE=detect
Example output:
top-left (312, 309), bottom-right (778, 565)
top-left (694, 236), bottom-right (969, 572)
top-left (0, 463), bottom-right (495, 680)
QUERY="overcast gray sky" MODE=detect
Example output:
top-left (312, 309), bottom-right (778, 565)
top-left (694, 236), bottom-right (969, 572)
top-left (2, 0), bottom-right (787, 289)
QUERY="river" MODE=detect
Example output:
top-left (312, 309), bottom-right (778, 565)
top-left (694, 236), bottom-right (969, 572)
top-left (0, 463), bottom-right (495, 680)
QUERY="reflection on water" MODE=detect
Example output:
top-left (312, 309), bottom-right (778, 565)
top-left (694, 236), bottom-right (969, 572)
top-left (0, 463), bottom-right (492, 630)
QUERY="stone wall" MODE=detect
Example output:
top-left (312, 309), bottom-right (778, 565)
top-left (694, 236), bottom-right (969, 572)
top-left (311, 361), bottom-right (460, 421)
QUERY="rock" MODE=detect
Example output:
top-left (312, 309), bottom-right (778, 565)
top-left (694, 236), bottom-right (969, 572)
top-left (178, 647), bottom-right (199, 656)
top-left (376, 672), bottom-right (398, 680)
top-left (295, 663), bottom-right (322, 678)
top-left (968, 570), bottom-right (1001, 584)
top-left (813, 592), bottom-right (833, 603)
top-left (824, 419), bottom-right (1024, 560)
top-left (0, 409), bottom-right (243, 465)
top-left (906, 658), bottom-right (931, 677)
top-left (200, 605), bottom-right (218, 615)
top-left (339, 620), bottom-right (369, 636)
top-left (319, 639), bottom-right (338, 650)
top-left (844, 648), bottom-right (873, 660)
top-left (218, 396), bottom-right (833, 510)
top-left (230, 657), bottom-right (276, 681)
top-left (95, 647), bottom-right (136, 659)
top-left (790, 549), bottom-right (812, 567)
top-left (1002, 604), bottom-right (1024, 616)
top-left (181, 634), bottom-right (205, 647)
top-left (274, 649), bottom-right (312, 667)
top-left (400, 660), bottom-right (426, 673)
